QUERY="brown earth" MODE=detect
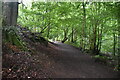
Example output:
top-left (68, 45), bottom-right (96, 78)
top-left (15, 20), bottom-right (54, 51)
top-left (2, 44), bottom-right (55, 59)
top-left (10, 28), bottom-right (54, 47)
top-left (2, 40), bottom-right (119, 78)
top-left (37, 41), bottom-right (119, 78)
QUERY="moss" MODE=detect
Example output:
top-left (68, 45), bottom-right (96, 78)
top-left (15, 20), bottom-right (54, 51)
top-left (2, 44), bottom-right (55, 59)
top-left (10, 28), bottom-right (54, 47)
top-left (3, 26), bottom-right (28, 51)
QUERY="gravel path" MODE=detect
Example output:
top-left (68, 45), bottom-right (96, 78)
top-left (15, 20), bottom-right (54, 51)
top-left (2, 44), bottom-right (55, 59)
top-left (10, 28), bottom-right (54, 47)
top-left (46, 41), bottom-right (119, 78)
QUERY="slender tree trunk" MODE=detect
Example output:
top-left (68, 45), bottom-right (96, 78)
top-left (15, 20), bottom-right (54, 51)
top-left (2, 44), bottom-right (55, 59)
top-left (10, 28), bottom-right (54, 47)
top-left (62, 28), bottom-right (68, 43)
top-left (97, 25), bottom-right (100, 51)
top-left (113, 32), bottom-right (116, 56)
top-left (82, 2), bottom-right (86, 37)
top-left (90, 19), bottom-right (98, 55)
top-left (88, 24), bottom-right (91, 50)
top-left (47, 23), bottom-right (50, 39)
top-left (117, 3), bottom-right (120, 70)
top-left (81, 2), bottom-right (86, 49)
top-left (71, 27), bottom-right (74, 43)
top-left (0, 1), bottom-right (2, 79)
top-left (99, 24), bottom-right (103, 52)
top-left (114, 2), bottom-right (120, 70)
top-left (74, 30), bottom-right (77, 43)
top-left (93, 24), bottom-right (97, 54)
top-left (90, 3), bottom-right (101, 55)
top-left (46, 4), bottom-right (51, 39)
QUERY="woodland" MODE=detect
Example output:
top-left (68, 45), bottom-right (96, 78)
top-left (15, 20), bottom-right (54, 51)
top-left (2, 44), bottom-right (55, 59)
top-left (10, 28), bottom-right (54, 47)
top-left (1, 1), bottom-right (120, 78)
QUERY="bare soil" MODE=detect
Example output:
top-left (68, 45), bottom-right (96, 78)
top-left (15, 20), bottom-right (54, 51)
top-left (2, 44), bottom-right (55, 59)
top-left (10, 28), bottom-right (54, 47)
top-left (39, 41), bottom-right (119, 78)
top-left (2, 41), bottom-right (119, 78)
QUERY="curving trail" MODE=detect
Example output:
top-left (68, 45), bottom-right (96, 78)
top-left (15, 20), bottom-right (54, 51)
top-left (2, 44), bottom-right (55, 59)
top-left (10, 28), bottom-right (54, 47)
top-left (46, 41), bottom-right (119, 78)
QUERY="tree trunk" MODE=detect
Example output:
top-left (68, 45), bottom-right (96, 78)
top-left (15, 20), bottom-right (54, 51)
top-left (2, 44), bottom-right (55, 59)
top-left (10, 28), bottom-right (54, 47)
top-left (116, 2), bottom-right (120, 70)
top-left (96, 24), bottom-right (100, 51)
top-left (81, 2), bottom-right (86, 49)
top-left (2, 2), bottom-right (18, 26)
top-left (93, 24), bottom-right (97, 54)
top-left (90, 19), bottom-right (99, 55)
top-left (99, 24), bottom-right (103, 52)
top-left (62, 28), bottom-right (68, 43)
top-left (113, 32), bottom-right (116, 56)
top-left (74, 30), bottom-right (77, 43)
top-left (71, 27), bottom-right (74, 43)
top-left (47, 24), bottom-right (50, 39)
top-left (0, 1), bottom-right (2, 79)
top-left (82, 2), bottom-right (86, 36)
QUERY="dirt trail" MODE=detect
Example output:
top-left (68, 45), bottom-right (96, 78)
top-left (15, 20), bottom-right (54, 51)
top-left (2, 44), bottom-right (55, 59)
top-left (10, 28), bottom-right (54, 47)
top-left (3, 26), bottom-right (119, 78)
top-left (45, 41), bottom-right (119, 78)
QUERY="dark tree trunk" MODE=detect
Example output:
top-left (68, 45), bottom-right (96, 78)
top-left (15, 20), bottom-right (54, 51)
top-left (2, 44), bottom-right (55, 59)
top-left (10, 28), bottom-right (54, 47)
top-left (71, 27), bottom-right (74, 43)
top-left (47, 23), bottom-right (50, 39)
top-left (62, 28), bottom-right (68, 43)
top-left (81, 2), bottom-right (86, 49)
top-left (0, 1), bottom-right (2, 78)
top-left (99, 24), bottom-right (103, 52)
top-left (116, 2), bottom-right (120, 71)
top-left (113, 33), bottom-right (116, 56)
top-left (2, 2), bottom-right (18, 26)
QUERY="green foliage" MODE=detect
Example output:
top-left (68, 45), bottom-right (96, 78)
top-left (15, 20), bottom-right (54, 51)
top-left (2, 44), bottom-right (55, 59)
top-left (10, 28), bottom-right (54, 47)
top-left (65, 41), bottom-right (80, 47)
top-left (3, 26), bottom-right (28, 51)
top-left (93, 55), bottom-right (109, 60)
top-left (18, 2), bottom-right (119, 61)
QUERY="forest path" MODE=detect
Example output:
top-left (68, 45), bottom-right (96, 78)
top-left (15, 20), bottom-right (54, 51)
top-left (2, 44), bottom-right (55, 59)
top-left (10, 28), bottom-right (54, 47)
top-left (45, 41), bottom-right (119, 78)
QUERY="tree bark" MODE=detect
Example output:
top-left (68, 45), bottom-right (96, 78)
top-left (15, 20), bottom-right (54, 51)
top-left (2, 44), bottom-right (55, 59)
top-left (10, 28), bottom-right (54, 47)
top-left (113, 32), bottom-right (116, 56)
top-left (99, 24), bottom-right (103, 52)
top-left (2, 1), bottom-right (18, 26)
top-left (0, 1), bottom-right (2, 79)
top-left (116, 2), bottom-right (120, 70)
top-left (71, 27), bottom-right (74, 43)
top-left (80, 2), bottom-right (86, 49)
top-left (62, 28), bottom-right (68, 43)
